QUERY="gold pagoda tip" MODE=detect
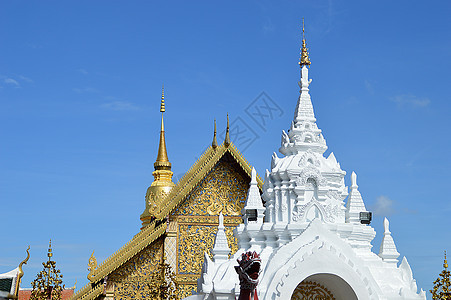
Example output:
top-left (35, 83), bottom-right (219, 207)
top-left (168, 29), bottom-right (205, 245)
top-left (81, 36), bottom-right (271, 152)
top-left (445, 250), bottom-right (448, 269)
top-left (48, 239), bottom-right (52, 258)
top-left (299, 18), bottom-right (311, 67)
top-left (224, 113), bottom-right (230, 147)
top-left (160, 84), bottom-right (165, 113)
top-left (154, 88), bottom-right (171, 170)
top-left (212, 119), bottom-right (218, 148)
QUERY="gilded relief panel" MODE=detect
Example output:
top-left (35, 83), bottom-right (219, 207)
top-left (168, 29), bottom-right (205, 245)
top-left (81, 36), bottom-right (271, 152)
top-left (173, 157), bottom-right (251, 298)
top-left (173, 158), bottom-right (248, 217)
top-left (109, 238), bottom-right (163, 300)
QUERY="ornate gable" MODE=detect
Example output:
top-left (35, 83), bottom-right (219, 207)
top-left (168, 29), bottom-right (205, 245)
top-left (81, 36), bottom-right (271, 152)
top-left (170, 154), bottom-right (250, 298)
top-left (71, 142), bottom-right (263, 300)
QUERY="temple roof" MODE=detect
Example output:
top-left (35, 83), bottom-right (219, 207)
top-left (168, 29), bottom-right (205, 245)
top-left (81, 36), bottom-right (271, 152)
top-left (70, 140), bottom-right (263, 300)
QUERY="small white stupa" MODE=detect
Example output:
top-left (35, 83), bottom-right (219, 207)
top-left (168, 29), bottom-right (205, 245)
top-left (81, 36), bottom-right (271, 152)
top-left (193, 24), bottom-right (426, 300)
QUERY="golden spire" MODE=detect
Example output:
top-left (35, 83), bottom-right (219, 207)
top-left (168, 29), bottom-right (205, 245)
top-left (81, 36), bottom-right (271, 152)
top-left (224, 113), bottom-right (230, 147)
top-left (212, 119), bottom-right (218, 148)
top-left (140, 86), bottom-right (175, 228)
top-left (299, 18), bottom-right (311, 67)
top-left (154, 85), bottom-right (171, 170)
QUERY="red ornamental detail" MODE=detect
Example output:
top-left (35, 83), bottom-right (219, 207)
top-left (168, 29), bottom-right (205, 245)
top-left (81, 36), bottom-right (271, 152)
top-left (235, 251), bottom-right (261, 300)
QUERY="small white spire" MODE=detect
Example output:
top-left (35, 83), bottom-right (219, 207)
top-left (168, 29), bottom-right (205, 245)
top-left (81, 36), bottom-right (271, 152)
top-left (242, 167), bottom-right (266, 224)
top-left (212, 212), bottom-right (230, 262)
top-left (345, 171), bottom-right (367, 223)
top-left (378, 217), bottom-right (400, 264)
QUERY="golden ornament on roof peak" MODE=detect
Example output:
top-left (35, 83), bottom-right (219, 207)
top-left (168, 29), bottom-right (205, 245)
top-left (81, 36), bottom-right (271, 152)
top-left (299, 18), bottom-right (311, 67)
top-left (224, 113), bottom-right (230, 147)
top-left (212, 119), bottom-right (218, 149)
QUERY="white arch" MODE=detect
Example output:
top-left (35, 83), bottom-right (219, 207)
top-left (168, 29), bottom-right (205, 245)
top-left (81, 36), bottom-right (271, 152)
top-left (259, 220), bottom-right (383, 300)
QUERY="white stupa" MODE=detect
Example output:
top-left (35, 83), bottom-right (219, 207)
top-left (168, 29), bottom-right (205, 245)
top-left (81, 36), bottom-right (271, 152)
top-left (192, 28), bottom-right (426, 300)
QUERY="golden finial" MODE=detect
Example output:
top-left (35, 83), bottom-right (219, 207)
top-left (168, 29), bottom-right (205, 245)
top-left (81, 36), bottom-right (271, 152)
top-left (299, 18), bottom-right (311, 67)
top-left (48, 239), bottom-right (53, 258)
top-left (445, 250), bottom-right (448, 269)
top-left (154, 87), bottom-right (171, 170)
top-left (160, 84), bottom-right (165, 113)
top-left (212, 119), bottom-right (218, 149)
top-left (224, 113), bottom-right (230, 147)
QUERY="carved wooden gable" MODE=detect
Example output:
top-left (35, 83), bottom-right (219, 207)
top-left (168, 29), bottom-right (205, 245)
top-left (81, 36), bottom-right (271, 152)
top-left (169, 153), bottom-right (250, 298)
top-left (107, 237), bottom-right (164, 299)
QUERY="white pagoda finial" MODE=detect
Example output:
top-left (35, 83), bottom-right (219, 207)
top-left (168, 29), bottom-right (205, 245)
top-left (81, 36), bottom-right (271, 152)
top-left (212, 212), bottom-right (231, 263)
top-left (379, 217), bottom-right (400, 265)
top-left (346, 171), bottom-right (367, 223)
top-left (279, 35), bottom-right (328, 156)
top-left (351, 171), bottom-right (358, 188)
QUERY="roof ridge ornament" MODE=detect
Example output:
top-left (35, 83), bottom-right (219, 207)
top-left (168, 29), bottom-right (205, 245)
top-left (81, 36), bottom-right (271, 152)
top-left (224, 113), bottom-right (230, 147)
top-left (212, 119), bottom-right (218, 149)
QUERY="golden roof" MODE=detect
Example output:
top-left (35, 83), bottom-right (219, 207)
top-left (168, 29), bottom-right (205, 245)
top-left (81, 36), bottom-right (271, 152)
top-left (71, 139), bottom-right (263, 300)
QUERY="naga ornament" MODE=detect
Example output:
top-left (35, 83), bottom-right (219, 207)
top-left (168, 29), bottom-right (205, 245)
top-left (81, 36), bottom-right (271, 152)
top-left (235, 251), bottom-right (261, 300)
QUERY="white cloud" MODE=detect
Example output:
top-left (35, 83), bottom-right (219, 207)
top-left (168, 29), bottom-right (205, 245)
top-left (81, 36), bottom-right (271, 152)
top-left (4, 78), bottom-right (20, 87)
top-left (18, 75), bottom-right (34, 83)
top-left (391, 94), bottom-right (430, 108)
top-left (77, 69), bottom-right (88, 75)
top-left (364, 79), bottom-right (375, 95)
top-left (101, 101), bottom-right (139, 111)
top-left (371, 195), bottom-right (395, 216)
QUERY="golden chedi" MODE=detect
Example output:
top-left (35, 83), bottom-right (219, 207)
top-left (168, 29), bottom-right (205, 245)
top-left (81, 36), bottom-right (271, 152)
top-left (140, 86), bottom-right (175, 228)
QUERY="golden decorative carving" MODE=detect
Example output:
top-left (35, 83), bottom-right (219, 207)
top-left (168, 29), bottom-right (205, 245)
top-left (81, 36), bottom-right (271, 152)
top-left (175, 160), bottom-right (248, 216)
top-left (148, 255), bottom-right (178, 300)
top-left (177, 284), bottom-right (197, 300)
top-left (291, 280), bottom-right (335, 300)
top-left (87, 251), bottom-right (97, 282)
top-left (178, 224), bottom-right (217, 274)
top-left (225, 226), bottom-right (239, 256)
top-left (173, 215), bottom-right (243, 225)
top-left (431, 251), bottom-right (451, 299)
top-left (110, 238), bottom-right (163, 299)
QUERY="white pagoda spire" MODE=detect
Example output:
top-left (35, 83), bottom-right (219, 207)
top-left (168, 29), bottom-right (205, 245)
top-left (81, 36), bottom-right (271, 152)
top-left (279, 27), bottom-right (327, 156)
top-left (378, 217), bottom-right (400, 264)
top-left (212, 212), bottom-right (230, 263)
top-left (345, 172), bottom-right (367, 223)
top-left (242, 167), bottom-right (266, 224)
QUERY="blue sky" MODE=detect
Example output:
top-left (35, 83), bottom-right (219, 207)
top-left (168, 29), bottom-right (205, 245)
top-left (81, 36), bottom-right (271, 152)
top-left (1, 0), bottom-right (450, 296)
